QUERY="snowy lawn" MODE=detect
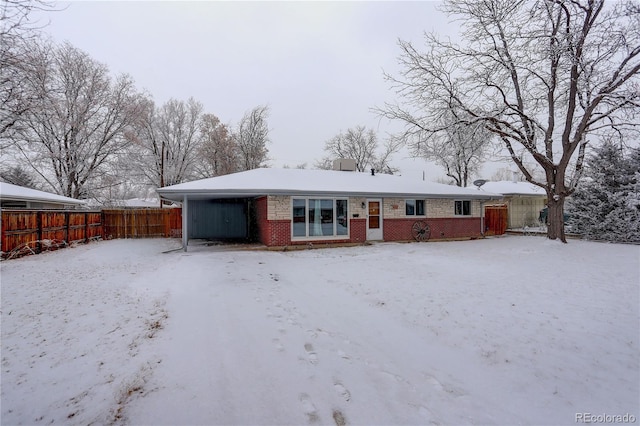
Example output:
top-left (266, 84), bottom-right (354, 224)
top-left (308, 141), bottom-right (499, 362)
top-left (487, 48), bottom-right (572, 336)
top-left (1, 236), bottom-right (638, 425)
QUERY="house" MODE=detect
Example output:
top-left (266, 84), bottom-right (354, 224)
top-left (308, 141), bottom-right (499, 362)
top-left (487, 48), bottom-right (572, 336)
top-left (156, 168), bottom-right (501, 250)
top-left (479, 181), bottom-right (547, 229)
top-left (103, 198), bottom-right (162, 209)
top-left (0, 182), bottom-right (85, 210)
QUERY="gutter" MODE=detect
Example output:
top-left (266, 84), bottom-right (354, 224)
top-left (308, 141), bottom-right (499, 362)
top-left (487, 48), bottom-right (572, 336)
top-left (156, 189), bottom-right (503, 202)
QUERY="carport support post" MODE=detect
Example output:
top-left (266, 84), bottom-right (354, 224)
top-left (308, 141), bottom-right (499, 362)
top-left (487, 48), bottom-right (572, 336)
top-left (182, 195), bottom-right (188, 251)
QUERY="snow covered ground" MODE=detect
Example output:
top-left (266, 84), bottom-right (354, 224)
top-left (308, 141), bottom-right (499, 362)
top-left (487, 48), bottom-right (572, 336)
top-left (1, 236), bottom-right (638, 425)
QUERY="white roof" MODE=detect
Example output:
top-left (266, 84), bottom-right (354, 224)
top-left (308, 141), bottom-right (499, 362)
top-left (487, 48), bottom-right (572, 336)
top-left (114, 198), bottom-right (161, 208)
top-left (0, 182), bottom-right (85, 205)
top-left (479, 181), bottom-right (547, 196)
top-left (157, 168), bottom-right (503, 201)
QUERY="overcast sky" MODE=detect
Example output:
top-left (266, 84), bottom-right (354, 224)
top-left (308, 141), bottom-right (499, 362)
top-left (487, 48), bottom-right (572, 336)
top-left (32, 1), bottom-right (507, 181)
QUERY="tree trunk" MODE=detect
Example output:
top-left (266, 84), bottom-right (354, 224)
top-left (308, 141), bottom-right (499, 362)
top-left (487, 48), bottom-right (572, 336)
top-left (547, 196), bottom-right (567, 243)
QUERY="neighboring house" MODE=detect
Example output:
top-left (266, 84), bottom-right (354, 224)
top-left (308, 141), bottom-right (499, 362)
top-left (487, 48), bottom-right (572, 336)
top-left (480, 181), bottom-right (547, 229)
top-left (156, 168), bottom-right (501, 250)
top-left (0, 182), bottom-right (85, 209)
top-left (104, 198), bottom-right (163, 209)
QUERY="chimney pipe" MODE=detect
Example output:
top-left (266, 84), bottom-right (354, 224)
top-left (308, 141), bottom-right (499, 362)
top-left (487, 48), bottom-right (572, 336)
top-left (371, 168), bottom-right (375, 176)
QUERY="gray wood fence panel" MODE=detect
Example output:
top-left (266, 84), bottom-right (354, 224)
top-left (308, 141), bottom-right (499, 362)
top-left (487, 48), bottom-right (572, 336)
top-left (188, 200), bottom-right (247, 239)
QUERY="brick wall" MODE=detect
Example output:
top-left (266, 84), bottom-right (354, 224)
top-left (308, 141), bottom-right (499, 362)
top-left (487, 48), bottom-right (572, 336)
top-left (267, 195), bottom-right (290, 220)
top-left (256, 195), bottom-right (483, 247)
top-left (383, 217), bottom-right (483, 242)
top-left (266, 220), bottom-right (291, 246)
top-left (254, 196), bottom-right (270, 245)
top-left (349, 197), bottom-right (368, 218)
top-left (383, 198), bottom-right (405, 219)
top-left (256, 196), bottom-right (293, 246)
top-left (350, 218), bottom-right (367, 243)
top-left (426, 199), bottom-right (482, 218)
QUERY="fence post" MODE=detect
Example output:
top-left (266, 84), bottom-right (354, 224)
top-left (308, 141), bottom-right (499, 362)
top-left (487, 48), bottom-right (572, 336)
top-left (64, 212), bottom-right (70, 244)
top-left (36, 211), bottom-right (43, 254)
top-left (85, 212), bottom-right (89, 243)
top-left (164, 209), bottom-right (169, 237)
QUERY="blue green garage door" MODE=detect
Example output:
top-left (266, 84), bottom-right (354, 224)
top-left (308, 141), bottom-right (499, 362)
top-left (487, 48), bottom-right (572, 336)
top-left (188, 199), bottom-right (248, 239)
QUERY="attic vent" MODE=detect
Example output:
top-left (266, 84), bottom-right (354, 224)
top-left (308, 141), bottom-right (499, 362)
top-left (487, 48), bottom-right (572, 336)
top-left (332, 158), bottom-right (356, 172)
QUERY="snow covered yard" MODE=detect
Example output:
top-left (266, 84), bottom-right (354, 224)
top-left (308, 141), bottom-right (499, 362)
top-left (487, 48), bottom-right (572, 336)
top-left (1, 236), bottom-right (638, 425)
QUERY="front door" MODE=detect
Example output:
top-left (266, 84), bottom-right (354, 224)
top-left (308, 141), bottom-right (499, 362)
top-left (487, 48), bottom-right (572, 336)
top-left (366, 199), bottom-right (383, 240)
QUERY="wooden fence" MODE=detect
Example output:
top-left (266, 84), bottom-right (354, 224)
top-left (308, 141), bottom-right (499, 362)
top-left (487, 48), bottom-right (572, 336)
top-left (484, 205), bottom-right (508, 236)
top-left (1, 210), bottom-right (103, 257)
top-left (102, 208), bottom-right (181, 239)
top-left (1, 208), bottom-right (182, 258)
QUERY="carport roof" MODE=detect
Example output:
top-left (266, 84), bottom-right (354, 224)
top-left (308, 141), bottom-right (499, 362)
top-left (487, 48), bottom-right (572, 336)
top-left (156, 168), bottom-right (502, 202)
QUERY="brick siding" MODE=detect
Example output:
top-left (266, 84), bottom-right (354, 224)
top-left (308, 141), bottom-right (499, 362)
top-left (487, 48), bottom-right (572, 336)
top-left (255, 195), bottom-right (483, 247)
top-left (383, 217), bottom-right (483, 242)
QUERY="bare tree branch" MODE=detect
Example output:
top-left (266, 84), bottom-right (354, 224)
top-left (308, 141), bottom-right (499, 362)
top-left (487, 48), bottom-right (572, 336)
top-left (378, 0), bottom-right (640, 241)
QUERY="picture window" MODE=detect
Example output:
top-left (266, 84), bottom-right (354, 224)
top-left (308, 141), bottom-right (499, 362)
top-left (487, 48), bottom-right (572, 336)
top-left (292, 198), bottom-right (348, 238)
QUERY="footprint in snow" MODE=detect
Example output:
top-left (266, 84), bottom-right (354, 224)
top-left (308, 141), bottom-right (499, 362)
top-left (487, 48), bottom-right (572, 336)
top-left (299, 393), bottom-right (319, 423)
top-left (333, 381), bottom-right (351, 402)
top-left (337, 349), bottom-right (351, 361)
top-left (425, 374), bottom-right (465, 397)
top-left (333, 409), bottom-right (347, 426)
top-left (304, 343), bottom-right (318, 365)
top-left (272, 338), bottom-right (285, 353)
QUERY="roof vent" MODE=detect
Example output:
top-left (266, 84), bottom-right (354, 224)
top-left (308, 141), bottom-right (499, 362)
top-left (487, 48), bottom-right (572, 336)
top-left (332, 158), bottom-right (356, 171)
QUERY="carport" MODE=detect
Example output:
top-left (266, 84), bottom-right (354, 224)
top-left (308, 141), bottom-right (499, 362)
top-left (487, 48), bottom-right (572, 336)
top-left (156, 180), bottom-right (263, 250)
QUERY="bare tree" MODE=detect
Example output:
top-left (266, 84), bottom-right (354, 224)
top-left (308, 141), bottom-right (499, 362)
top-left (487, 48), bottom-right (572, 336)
top-left (235, 105), bottom-right (270, 171)
top-left (8, 40), bottom-right (145, 198)
top-left (197, 113), bottom-right (238, 177)
top-left (282, 163), bottom-right (308, 169)
top-left (0, 0), bottom-right (56, 38)
top-left (491, 167), bottom-right (524, 182)
top-left (129, 97), bottom-right (204, 188)
top-left (0, 165), bottom-right (39, 188)
top-left (413, 106), bottom-right (495, 186)
top-left (317, 125), bottom-right (401, 174)
top-left (0, 0), bottom-right (57, 141)
top-left (379, 0), bottom-right (640, 242)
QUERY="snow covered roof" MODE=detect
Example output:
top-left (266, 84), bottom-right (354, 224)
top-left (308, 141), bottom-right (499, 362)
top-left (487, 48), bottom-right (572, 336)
top-left (0, 182), bottom-right (85, 206)
top-left (479, 181), bottom-right (547, 197)
top-left (157, 168), bottom-right (503, 201)
top-left (109, 198), bottom-right (161, 208)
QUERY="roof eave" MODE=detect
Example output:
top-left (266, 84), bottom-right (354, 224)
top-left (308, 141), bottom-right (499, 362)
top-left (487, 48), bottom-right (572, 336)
top-left (156, 188), bottom-right (501, 201)
top-left (0, 195), bottom-right (85, 205)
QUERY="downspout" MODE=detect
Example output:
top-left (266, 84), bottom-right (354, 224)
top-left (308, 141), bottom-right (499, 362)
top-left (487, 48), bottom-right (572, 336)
top-left (182, 194), bottom-right (188, 252)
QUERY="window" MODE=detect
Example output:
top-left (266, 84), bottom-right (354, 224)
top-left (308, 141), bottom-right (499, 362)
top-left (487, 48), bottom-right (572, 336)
top-left (292, 198), bottom-right (349, 239)
top-left (292, 199), bottom-right (306, 237)
top-left (455, 200), bottom-right (471, 216)
top-left (405, 199), bottom-right (425, 216)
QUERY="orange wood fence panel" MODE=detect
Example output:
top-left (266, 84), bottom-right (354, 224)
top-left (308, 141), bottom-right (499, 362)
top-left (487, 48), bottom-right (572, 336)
top-left (102, 208), bottom-right (182, 239)
top-left (1, 210), bottom-right (103, 257)
top-left (2, 209), bottom-right (182, 258)
top-left (484, 205), bottom-right (508, 236)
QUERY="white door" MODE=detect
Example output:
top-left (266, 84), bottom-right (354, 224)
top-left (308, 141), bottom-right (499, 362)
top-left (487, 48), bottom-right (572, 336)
top-left (366, 199), bottom-right (383, 240)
